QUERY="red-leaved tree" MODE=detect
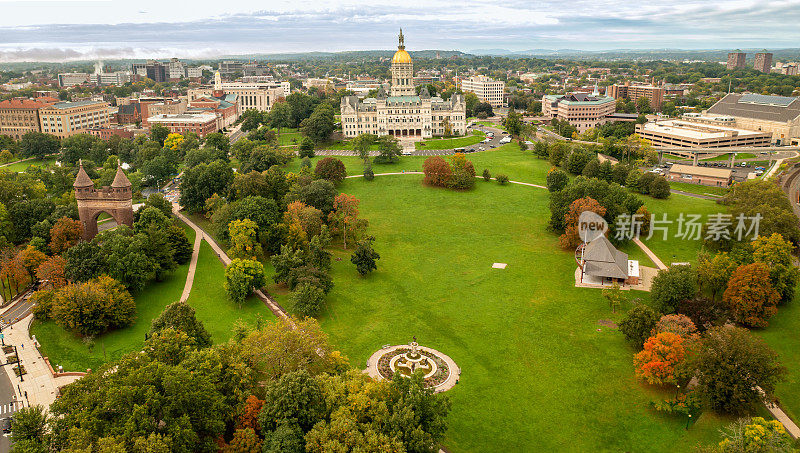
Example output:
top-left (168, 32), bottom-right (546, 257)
top-left (634, 332), bottom-right (686, 385)
top-left (49, 217), bottom-right (84, 254)
top-left (422, 156), bottom-right (452, 188)
top-left (559, 197), bottom-right (606, 249)
top-left (723, 263), bottom-right (780, 328)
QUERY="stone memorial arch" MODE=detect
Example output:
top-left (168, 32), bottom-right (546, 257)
top-left (74, 160), bottom-right (134, 240)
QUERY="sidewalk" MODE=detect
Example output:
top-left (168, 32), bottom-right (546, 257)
top-left (0, 315), bottom-right (83, 409)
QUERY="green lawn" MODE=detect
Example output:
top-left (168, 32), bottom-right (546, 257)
top-left (757, 292), bottom-right (800, 424)
top-left (184, 240), bottom-right (275, 343)
top-left (278, 132), bottom-right (303, 147)
top-left (263, 175), bottom-right (731, 451)
top-left (668, 181), bottom-right (729, 197)
top-left (31, 218), bottom-right (197, 372)
top-left (414, 131), bottom-right (486, 150)
top-left (1, 156), bottom-right (57, 172)
top-left (701, 152), bottom-right (756, 161)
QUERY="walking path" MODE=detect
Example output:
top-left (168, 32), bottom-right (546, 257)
top-left (0, 311), bottom-right (83, 409)
top-left (632, 237), bottom-right (668, 270)
top-left (177, 208), bottom-right (204, 303)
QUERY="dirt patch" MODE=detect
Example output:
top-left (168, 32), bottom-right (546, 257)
top-left (597, 319), bottom-right (618, 329)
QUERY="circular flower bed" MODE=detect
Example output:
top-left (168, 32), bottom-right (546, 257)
top-left (377, 347), bottom-right (450, 388)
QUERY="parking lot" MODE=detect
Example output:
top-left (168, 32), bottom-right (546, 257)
top-left (650, 160), bottom-right (768, 181)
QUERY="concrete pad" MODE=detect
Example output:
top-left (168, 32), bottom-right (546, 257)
top-left (492, 263), bottom-right (507, 269)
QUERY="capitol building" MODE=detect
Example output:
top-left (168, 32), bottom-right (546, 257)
top-left (340, 30), bottom-right (467, 139)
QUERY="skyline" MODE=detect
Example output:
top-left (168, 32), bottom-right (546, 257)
top-left (1, 0), bottom-right (800, 62)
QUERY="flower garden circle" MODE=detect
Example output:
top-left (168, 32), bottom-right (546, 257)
top-left (365, 340), bottom-right (460, 392)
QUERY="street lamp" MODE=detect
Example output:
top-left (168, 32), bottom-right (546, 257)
top-left (14, 345), bottom-right (22, 382)
top-left (685, 413), bottom-right (692, 430)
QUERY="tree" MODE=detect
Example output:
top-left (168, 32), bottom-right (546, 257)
top-left (564, 148), bottom-right (594, 175)
top-left (363, 160), bottom-right (375, 181)
top-left (636, 96), bottom-right (653, 114)
top-left (449, 153), bottom-right (476, 189)
top-left (723, 180), bottom-right (800, 245)
top-left (546, 168), bottom-right (569, 192)
top-left (150, 124), bottom-right (170, 146)
top-left (692, 326), bottom-right (785, 414)
top-left (649, 176), bottom-right (671, 199)
top-left (503, 110), bottom-right (523, 136)
top-left (422, 156), bottom-right (452, 188)
top-left (717, 417), bottom-right (794, 453)
top-left (652, 314), bottom-right (698, 339)
top-left (650, 265), bottom-right (698, 314)
top-left (558, 197), bottom-right (606, 250)
top-left (204, 132), bottom-right (230, 153)
top-left (374, 135), bottom-right (402, 164)
top-left (602, 282), bottom-right (623, 313)
top-left (300, 103), bottom-right (335, 143)
top-left (350, 236), bottom-right (380, 276)
top-left (228, 219), bottom-right (263, 261)
top-left (751, 233), bottom-right (799, 303)
top-left (474, 102), bottom-right (494, 117)
top-left (17, 245), bottom-right (46, 283)
top-left (224, 259), bottom-right (266, 307)
top-left (46, 217), bottom-right (82, 254)
top-left (495, 174), bottom-right (509, 185)
top-left (221, 428), bottom-right (263, 453)
top-left (482, 169), bottom-right (491, 181)
top-left (634, 332), bottom-right (686, 385)
top-left (150, 301), bottom-right (212, 348)
top-left (271, 245), bottom-right (305, 286)
top-left (64, 241), bottom-right (104, 282)
top-left (19, 132), bottom-right (59, 159)
top-left (328, 193), bottom-right (365, 249)
top-left (289, 283), bottom-right (326, 317)
top-left (166, 224), bottom-right (193, 265)
top-left (723, 263), bottom-right (779, 328)
top-left (284, 179), bottom-right (337, 215)
top-left (298, 137), bottom-right (315, 158)
top-left (619, 304), bottom-right (660, 349)
top-left (696, 251), bottom-right (736, 300)
top-left (11, 405), bottom-right (48, 447)
top-left (351, 134), bottom-right (376, 161)
top-left (142, 154), bottom-right (177, 187)
top-left (180, 160), bottom-right (234, 213)
top-left (36, 255), bottom-right (67, 290)
top-left (97, 228), bottom-right (157, 291)
top-left (163, 133), bottom-right (184, 151)
top-left (51, 275), bottom-right (136, 336)
top-left (281, 201), bottom-right (323, 250)
top-left (314, 157), bottom-right (347, 183)
top-left (237, 394), bottom-right (264, 433)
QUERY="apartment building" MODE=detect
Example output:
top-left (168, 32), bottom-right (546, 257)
top-left (38, 100), bottom-right (112, 138)
top-left (754, 52), bottom-right (773, 73)
top-left (460, 75), bottom-right (505, 107)
top-left (146, 113), bottom-right (219, 137)
top-left (606, 83), bottom-right (665, 111)
top-left (727, 51), bottom-right (747, 70)
top-left (0, 97), bottom-right (58, 140)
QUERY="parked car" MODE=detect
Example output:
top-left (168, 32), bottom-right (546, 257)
top-left (1, 417), bottom-right (11, 434)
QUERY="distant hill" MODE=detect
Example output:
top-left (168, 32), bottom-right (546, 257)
top-left (469, 48), bottom-right (800, 62)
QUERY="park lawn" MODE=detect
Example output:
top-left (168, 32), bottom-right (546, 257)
top-left (414, 131), bottom-right (485, 150)
top-left (756, 288), bottom-right (800, 424)
top-left (1, 156), bottom-right (57, 172)
top-left (31, 218), bottom-right (197, 372)
top-left (285, 155), bottom-right (425, 176)
top-left (701, 152), bottom-right (756, 161)
top-left (469, 143), bottom-right (552, 185)
top-left (184, 241), bottom-right (275, 343)
top-left (277, 132), bottom-right (303, 147)
top-left (261, 175), bottom-right (730, 452)
top-left (669, 181), bottom-right (728, 197)
top-left (638, 195), bottom-right (724, 265)
top-left (323, 141), bottom-right (382, 151)
top-left (475, 121), bottom-right (504, 130)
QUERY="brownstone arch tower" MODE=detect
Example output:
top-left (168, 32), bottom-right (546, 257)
top-left (74, 160), bottom-right (134, 240)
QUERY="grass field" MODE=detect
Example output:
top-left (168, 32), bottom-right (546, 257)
top-left (262, 175), bottom-right (732, 452)
top-left (0, 156), bottom-right (58, 172)
top-left (184, 240), bottom-right (275, 342)
top-left (31, 219), bottom-right (196, 372)
top-left (668, 181), bottom-right (729, 197)
top-left (757, 292), bottom-right (800, 424)
top-left (414, 131), bottom-right (486, 150)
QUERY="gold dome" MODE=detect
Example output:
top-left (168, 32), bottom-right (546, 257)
top-left (392, 49), bottom-right (412, 64)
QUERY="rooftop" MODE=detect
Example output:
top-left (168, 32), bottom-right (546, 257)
top-left (147, 112), bottom-right (218, 123)
top-left (669, 164), bottom-right (732, 179)
top-left (707, 93), bottom-right (800, 123)
top-left (638, 119), bottom-right (767, 140)
top-left (45, 100), bottom-right (108, 110)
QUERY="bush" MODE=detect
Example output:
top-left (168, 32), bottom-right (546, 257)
top-left (649, 176), bottom-right (671, 199)
top-left (449, 153), bottom-right (476, 190)
top-left (482, 169), bottom-right (491, 181)
top-left (496, 174), bottom-right (509, 185)
top-left (422, 156), bottom-right (452, 188)
top-left (619, 304), bottom-right (660, 349)
top-left (51, 275), bottom-right (136, 337)
top-left (314, 157), bottom-right (347, 183)
top-left (363, 161), bottom-right (374, 181)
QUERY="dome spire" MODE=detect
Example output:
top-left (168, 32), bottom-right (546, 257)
top-left (398, 28), bottom-right (405, 50)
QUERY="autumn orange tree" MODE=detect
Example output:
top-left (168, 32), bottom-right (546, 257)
top-left (723, 263), bottom-right (780, 328)
top-left (36, 255), bottom-right (67, 289)
top-left (49, 217), bottom-right (83, 254)
top-left (449, 153), bottom-right (476, 189)
top-left (237, 394), bottom-right (264, 433)
top-left (328, 193), bottom-right (367, 249)
top-left (17, 245), bottom-right (47, 283)
top-left (633, 332), bottom-right (686, 385)
top-left (422, 156), bottom-right (452, 188)
top-left (559, 197), bottom-right (606, 249)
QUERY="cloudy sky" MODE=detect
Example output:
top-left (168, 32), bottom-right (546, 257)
top-left (1, 0), bottom-right (799, 61)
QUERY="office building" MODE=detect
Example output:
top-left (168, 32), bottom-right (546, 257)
top-left (460, 75), bottom-right (505, 107)
top-left (542, 91), bottom-right (616, 132)
top-left (606, 83), bottom-right (665, 111)
top-left (146, 113), bottom-right (220, 137)
top-left (38, 100), bottom-right (112, 138)
top-left (0, 97), bottom-right (58, 140)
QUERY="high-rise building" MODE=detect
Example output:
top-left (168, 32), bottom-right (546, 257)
top-left (754, 51), bottom-right (773, 73)
top-left (727, 51), bottom-right (747, 70)
top-left (131, 60), bottom-right (168, 83)
top-left (460, 75), bottom-right (506, 108)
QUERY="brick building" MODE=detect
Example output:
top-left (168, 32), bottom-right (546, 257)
top-left (606, 83), bottom-right (665, 111)
top-left (727, 51), bottom-right (747, 70)
top-left (146, 113), bottom-right (220, 137)
top-left (0, 97), bottom-right (57, 140)
top-left (754, 52), bottom-right (773, 73)
top-left (38, 100), bottom-right (112, 138)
